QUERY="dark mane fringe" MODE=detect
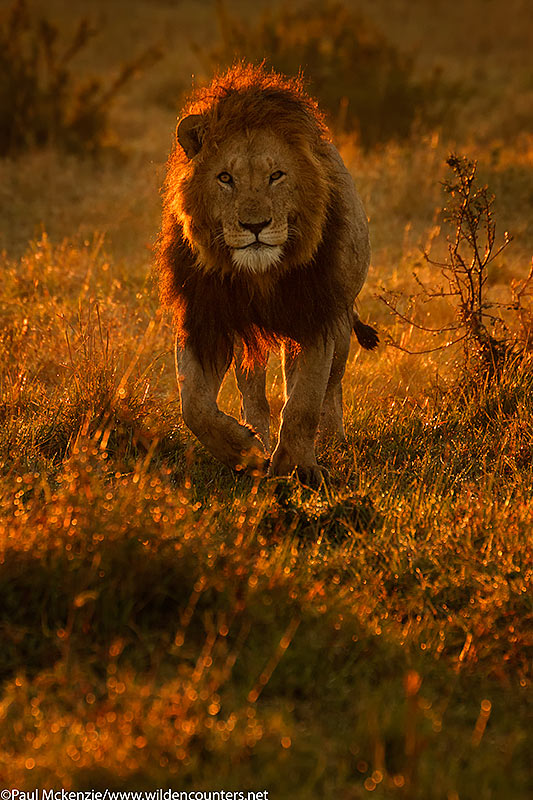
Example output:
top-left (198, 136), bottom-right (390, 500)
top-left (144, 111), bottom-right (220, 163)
top-left (157, 191), bottom-right (349, 369)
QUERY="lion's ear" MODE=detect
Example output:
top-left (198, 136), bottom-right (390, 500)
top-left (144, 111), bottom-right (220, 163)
top-left (177, 114), bottom-right (205, 159)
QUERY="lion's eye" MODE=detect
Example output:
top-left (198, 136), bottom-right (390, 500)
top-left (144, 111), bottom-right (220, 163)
top-left (270, 170), bottom-right (285, 183)
top-left (217, 172), bottom-right (233, 185)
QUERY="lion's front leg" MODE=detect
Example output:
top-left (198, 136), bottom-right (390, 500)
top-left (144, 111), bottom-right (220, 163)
top-left (176, 341), bottom-right (267, 473)
top-left (269, 338), bottom-right (334, 485)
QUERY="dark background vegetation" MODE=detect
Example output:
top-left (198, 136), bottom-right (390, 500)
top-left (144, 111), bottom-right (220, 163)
top-left (0, 0), bottom-right (532, 796)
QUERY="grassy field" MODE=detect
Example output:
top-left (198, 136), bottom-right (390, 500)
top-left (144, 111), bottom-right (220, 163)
top-left (0, 0), bottom-right (532, 796)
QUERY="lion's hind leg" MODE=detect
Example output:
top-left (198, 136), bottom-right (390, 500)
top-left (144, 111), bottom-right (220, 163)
top-left (318, 316), bottom-right (352, 444)
top-left (234, 339), bottom-right (271, 452)
top-left (176, 340), bottom-right (267, 473)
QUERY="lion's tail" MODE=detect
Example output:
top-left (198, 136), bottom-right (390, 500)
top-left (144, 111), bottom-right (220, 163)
top-left (353, 311), bottom-right (379, 350)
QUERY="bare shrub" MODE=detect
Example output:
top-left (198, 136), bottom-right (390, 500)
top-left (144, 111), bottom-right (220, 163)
top-left (381, 154), bottom-right (532, 378)
top-left (0, 0), bottom-right (161, 156)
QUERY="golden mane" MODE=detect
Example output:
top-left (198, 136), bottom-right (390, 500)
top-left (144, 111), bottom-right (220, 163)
top-left (178, 62), bottom-right (329, 144)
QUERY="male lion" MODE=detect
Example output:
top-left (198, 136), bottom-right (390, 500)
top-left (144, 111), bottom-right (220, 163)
top-left (157, 64), bottom-right (377, 484)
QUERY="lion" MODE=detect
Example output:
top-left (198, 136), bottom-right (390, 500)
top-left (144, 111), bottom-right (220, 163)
top-left (156, 64), bottom-right (377, 484)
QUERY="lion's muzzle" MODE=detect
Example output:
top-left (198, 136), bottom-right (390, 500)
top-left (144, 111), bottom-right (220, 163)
top-left (238, 218), bottom-right (272, 236)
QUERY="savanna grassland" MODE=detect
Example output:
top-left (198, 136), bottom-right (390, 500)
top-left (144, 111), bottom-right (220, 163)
top-left (0, 0), bottom-right (532, 797)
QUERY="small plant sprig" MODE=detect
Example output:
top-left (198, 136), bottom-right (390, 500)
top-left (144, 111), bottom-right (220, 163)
top-left (432, 154), bottom-right (511, 365)
top-left (380, 154), bottom-right (532, 377)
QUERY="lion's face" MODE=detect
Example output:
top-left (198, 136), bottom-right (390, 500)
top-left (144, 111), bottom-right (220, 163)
top-left (208, 130), bottom-right (294, 273)
top-left (173, 123), bottom-right (331, 277)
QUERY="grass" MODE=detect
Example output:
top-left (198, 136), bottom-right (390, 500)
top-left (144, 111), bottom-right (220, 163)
top-left (1, 237), bottom-right (531, 797)
top-left (1, 0), bottom-right (532, 797)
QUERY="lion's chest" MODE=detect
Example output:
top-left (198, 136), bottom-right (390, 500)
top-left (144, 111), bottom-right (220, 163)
top-left (186, 264), bottom-right (345, 347)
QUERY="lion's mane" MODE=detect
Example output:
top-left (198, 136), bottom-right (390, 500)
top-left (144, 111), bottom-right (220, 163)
top-left (156, 64), bottom-right (349, 367)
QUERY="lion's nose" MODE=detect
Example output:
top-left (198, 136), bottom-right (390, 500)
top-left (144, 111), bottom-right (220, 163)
top-left (238, 219), bottom-right (272, 237)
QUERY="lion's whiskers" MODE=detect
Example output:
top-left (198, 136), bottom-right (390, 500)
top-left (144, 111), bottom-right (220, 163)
top-left (212, 230), bottom-right (227, 246)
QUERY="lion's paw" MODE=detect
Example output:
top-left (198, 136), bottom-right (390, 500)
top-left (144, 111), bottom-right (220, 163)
top-left (295, 464), bottom-right (329, 488)
top-left (268, 457), bottom-right (328, 488)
